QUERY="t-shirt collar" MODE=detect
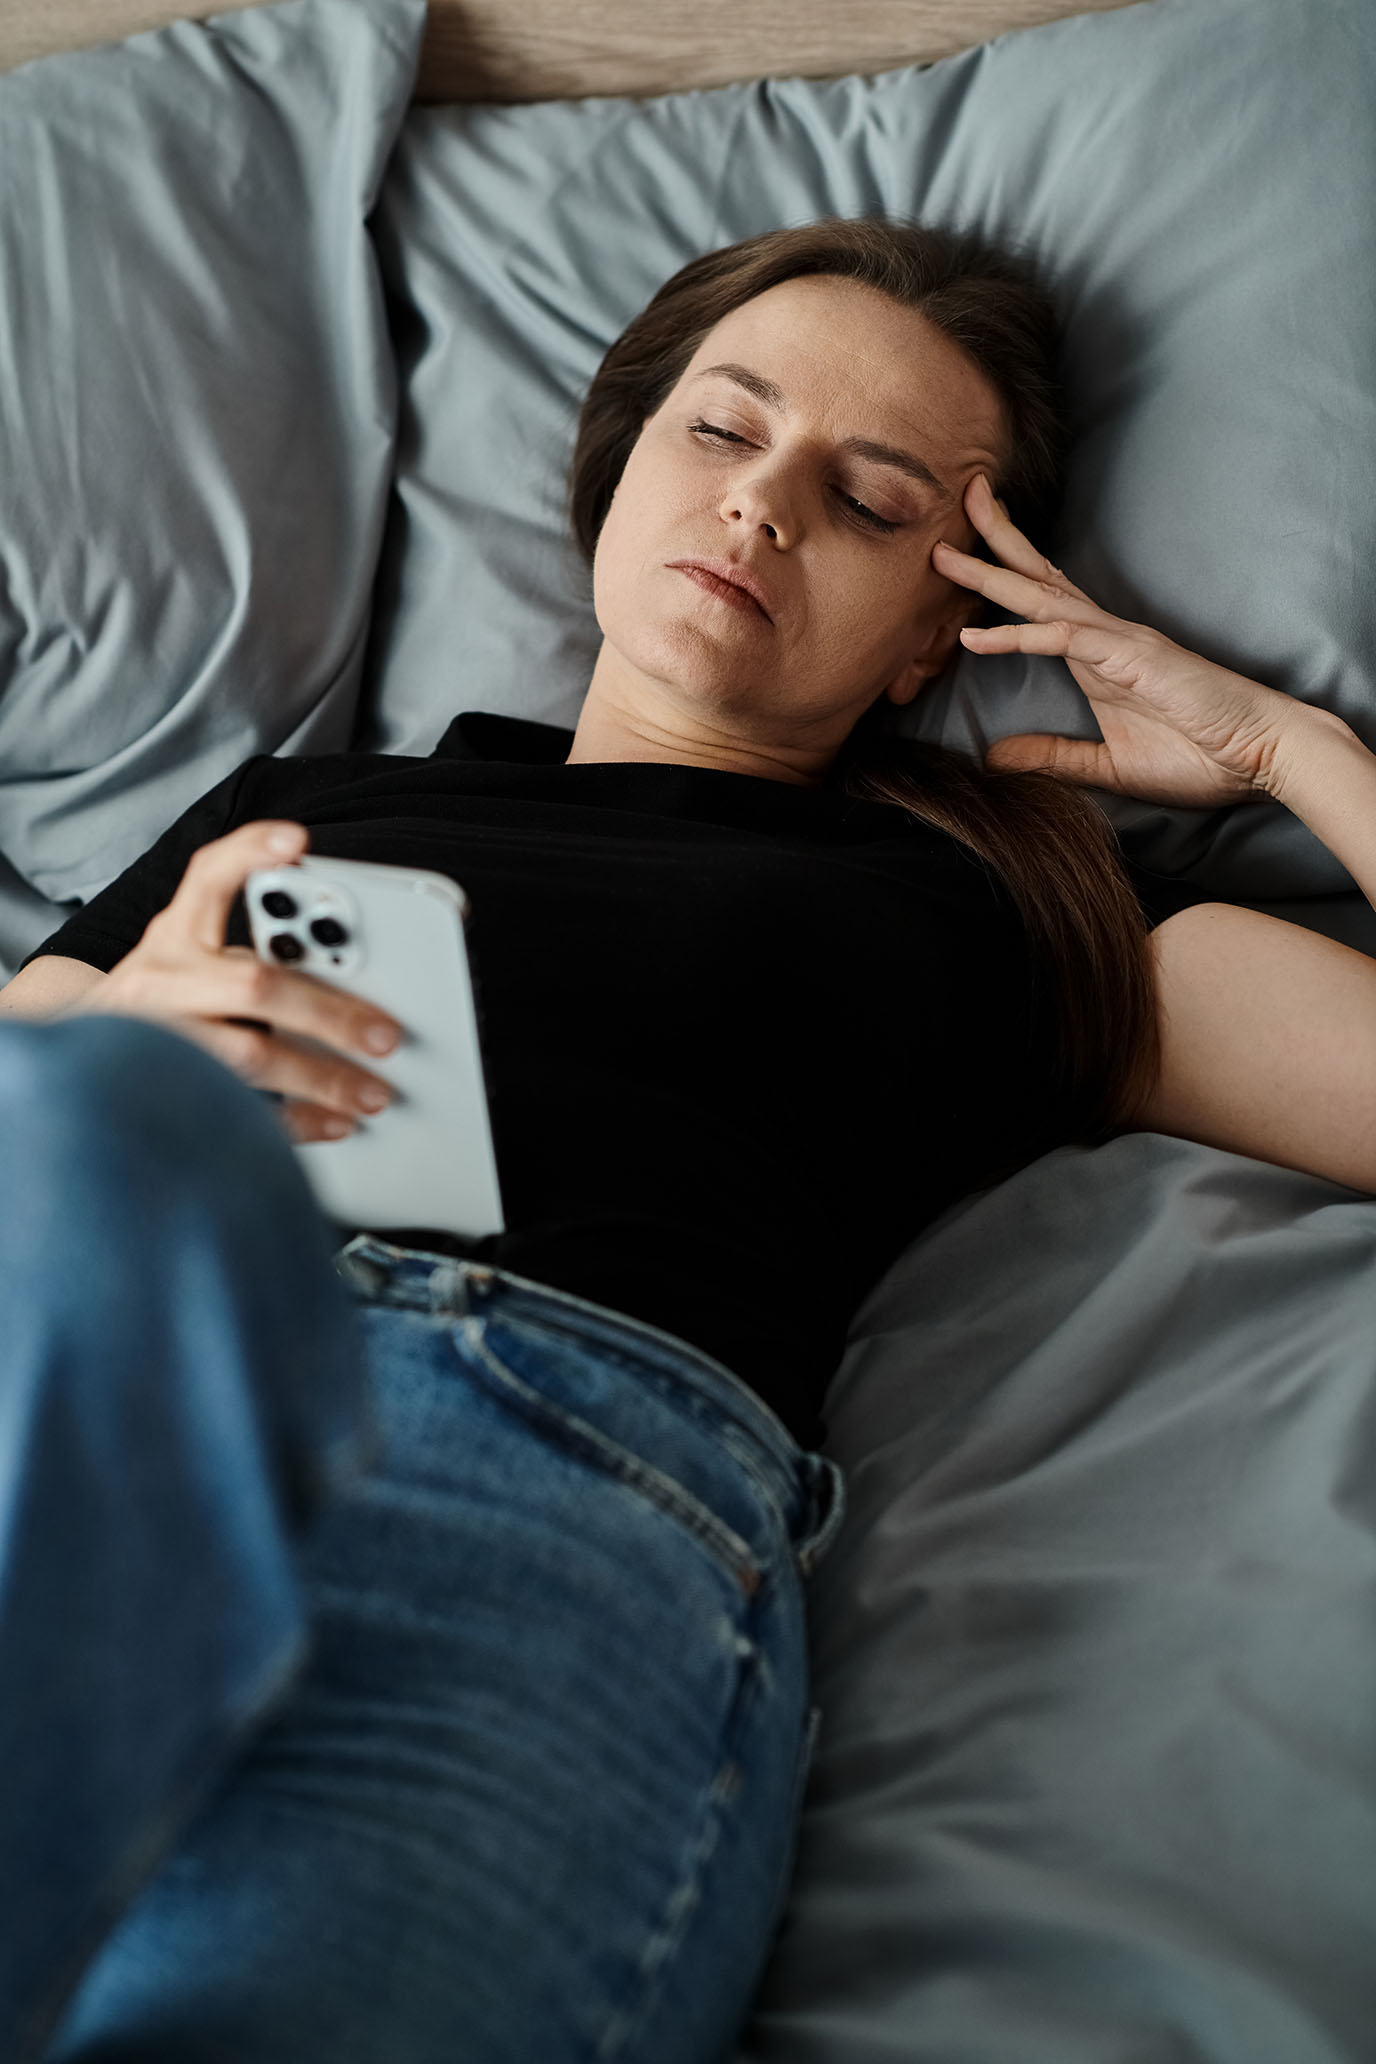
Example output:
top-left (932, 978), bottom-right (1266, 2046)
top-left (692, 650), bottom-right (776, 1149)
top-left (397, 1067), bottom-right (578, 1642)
top-left (431, 710), bottom-right (575, 765)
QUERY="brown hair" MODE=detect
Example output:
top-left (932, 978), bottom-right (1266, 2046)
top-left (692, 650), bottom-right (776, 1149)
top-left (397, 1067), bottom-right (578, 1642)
top-left (565, 217), bottom-right (1159, 1138)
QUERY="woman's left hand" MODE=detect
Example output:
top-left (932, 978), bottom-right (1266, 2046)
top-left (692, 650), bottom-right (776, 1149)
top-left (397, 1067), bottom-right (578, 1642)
top-left (931, 474), bottom-right (1302, 807)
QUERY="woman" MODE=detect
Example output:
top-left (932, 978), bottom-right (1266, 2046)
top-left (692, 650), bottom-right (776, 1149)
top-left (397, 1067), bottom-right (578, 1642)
top-left (3, 217), bottom-right (1375, 2062)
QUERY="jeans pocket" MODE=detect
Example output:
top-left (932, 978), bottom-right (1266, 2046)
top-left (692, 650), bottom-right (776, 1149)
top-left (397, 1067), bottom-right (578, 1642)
top-left (453, 1312), bottom-right (772, 1602)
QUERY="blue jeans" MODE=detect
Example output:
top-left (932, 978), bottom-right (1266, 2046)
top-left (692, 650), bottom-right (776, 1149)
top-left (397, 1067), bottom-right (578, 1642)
top-left (0, 1016), bottom-right (845, 2063)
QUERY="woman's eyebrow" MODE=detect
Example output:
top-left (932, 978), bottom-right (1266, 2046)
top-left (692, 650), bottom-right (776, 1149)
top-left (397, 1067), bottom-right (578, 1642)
top-left (691, 361), bottom-right (946, 495)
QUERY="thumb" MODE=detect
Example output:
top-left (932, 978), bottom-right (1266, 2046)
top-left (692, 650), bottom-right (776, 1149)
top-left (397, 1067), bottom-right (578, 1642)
top-left (985, 733), bottom-right (1117, 785)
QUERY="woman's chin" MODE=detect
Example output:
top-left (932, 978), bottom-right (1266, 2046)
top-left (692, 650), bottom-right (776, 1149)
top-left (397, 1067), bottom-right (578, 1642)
top-left (606, 631), bottom-right (773, 707)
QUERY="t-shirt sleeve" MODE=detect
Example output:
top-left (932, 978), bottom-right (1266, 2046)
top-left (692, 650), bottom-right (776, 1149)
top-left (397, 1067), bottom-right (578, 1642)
top-left (961, 842), bottom-right (1202, 1187)
top-left (1119, 853), bottom-right (1211, 931)
top-left (19, 758), bottom-right (264, 974)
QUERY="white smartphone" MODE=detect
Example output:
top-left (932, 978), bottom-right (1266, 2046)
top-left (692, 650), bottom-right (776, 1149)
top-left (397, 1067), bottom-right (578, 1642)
top-left (245, 853), bottom-right (505, 1241)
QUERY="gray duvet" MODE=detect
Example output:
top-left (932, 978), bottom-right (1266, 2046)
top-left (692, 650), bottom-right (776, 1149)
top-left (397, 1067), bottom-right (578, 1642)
top-left (739, 1129), bottom-right (1376, 2060)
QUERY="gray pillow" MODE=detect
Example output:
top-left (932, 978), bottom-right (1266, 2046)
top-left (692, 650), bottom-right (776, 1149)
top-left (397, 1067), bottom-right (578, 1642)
top-left (0, 0), bottom-right (425, 970)
top-left (735, 1131), bottom-right (1376, 2062)
top-left (361, 0), bottom-right (1376, 914)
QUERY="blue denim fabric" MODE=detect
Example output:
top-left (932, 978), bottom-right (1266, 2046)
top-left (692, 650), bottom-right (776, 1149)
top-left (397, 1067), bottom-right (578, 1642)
top-left (0, 1017), bottom-right (845, 2063)
top-left (0, 1014), bottom-right (371, 2064)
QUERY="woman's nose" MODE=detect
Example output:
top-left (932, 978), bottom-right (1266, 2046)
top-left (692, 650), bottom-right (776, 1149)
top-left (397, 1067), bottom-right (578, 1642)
top-left (718, 471), bottom-right (795, 546)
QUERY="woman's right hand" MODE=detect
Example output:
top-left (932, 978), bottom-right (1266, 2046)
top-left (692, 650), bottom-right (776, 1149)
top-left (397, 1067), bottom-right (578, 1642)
top-left (73, 820), bottom-right (403, 1144)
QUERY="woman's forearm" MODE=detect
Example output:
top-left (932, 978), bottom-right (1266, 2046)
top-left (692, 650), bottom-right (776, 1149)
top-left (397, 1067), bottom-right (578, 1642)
top-left (0, 955), bottom-right (107, 1019)
top-left (1262, 703), bottom-right (1376, 920)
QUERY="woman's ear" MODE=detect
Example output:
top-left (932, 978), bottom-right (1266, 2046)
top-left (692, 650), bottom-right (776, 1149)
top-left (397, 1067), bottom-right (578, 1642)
top-left (882, 655), bottom-right (927, 709)
top-left (884, 598), bottom-right (981, 707)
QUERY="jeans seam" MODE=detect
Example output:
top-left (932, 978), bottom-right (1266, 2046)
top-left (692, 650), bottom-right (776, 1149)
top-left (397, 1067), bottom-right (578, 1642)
top-left (454, 1317), bottom-right (768, 1600)
top-left (482, 1303), bottom-right (792, 1478)
top-left (714, 1426), bottom-right (801, 1573)
top-left (595, 1602), bottom-right (771, 2063)
top-left (478, 1309), bottom-right (808, 1575)
top-left (494, 1310), bottom-right (734, 1442)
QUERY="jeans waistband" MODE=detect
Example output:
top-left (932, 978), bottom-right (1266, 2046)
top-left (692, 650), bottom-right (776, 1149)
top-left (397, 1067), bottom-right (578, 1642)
top-left (332, 1235), bottom-right (846, 1578)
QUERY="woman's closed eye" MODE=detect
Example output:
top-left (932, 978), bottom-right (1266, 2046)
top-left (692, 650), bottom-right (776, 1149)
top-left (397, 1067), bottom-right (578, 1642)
top-left (686, 419), bottom-right (900, 534)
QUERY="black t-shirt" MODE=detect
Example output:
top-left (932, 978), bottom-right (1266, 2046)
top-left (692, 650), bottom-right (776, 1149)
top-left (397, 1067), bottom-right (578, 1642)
top-left (27, 711), bottom-right (1189, 1450)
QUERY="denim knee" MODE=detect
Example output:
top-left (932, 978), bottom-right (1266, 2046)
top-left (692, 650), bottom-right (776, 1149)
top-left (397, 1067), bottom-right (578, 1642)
top-left (0, 1012), bottom-right (333, 1274)
top-left (0, 1011), bottom-right (368, 1510)
top-left (0, 1012), bottom-right (267, 1158)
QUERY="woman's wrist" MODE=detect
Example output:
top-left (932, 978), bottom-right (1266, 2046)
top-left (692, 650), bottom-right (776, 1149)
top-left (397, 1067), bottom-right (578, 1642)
top-left (1257, 699), bottom-right (1376, 919)
top-left (1259, 698), bottom-right (1362, 806)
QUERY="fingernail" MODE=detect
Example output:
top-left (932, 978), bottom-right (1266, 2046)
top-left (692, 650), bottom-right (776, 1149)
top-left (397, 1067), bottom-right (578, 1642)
top-left (267, 827), bottom-right (301, 855)
top-left (356, 1082), bottom-right (391, 1112)
top-left (362, 1023), bottom-right (396, 1054)
top-left (321, 1116), bottom-right (353, 1139)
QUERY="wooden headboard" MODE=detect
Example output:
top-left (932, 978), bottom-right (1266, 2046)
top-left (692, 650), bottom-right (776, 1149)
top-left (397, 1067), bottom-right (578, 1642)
top-left (2, 0), bottom-right (1141, 102)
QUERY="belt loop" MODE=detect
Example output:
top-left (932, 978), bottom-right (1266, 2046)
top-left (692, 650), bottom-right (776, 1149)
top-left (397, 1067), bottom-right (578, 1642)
top-left (333, 1244), bottom-right (388, 1299)
top-left (794, 1453), bottom-right (847, 1578)
top-left (426, 1260), bottom-right (472, 1316)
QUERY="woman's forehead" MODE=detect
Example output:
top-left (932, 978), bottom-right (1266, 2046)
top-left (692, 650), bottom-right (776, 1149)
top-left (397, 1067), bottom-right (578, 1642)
top-left (687, 279), bottom-right (1007, 481)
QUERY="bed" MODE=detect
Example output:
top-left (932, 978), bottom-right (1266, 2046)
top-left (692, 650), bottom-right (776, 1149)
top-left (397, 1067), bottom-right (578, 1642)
top-left (2, 0), bottom-right (1375, 2056)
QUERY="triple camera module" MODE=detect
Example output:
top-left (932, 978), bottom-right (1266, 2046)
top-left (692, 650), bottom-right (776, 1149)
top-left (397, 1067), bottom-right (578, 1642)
top-left (256, 884), bottom-right (360, 973)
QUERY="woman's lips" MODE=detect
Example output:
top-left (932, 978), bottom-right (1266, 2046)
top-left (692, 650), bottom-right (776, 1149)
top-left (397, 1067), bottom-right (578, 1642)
top-left (673, 563), bottom-right (770, 620)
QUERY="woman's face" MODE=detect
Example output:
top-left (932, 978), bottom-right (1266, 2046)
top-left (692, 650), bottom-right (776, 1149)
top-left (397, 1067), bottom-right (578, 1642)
top-left (587, 274), bottom-right (1008, 772)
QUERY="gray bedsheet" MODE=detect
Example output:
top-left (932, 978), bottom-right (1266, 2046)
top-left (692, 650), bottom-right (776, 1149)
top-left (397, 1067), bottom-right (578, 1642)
top-left (739, 1129), bottom-right (1376, 2061)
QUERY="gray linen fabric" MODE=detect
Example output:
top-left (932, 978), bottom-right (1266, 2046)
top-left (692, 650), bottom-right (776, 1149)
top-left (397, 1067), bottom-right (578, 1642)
top-left (736, 1131), bottom-right (1376, 2061)
top-left (362, 0), bottom-right (1376, 922)
top-left (0, 0), bottom-right (426, 971)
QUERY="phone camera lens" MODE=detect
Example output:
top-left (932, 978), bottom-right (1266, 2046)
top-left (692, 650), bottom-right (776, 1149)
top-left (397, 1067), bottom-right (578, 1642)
top-left (268, 932), bottom-right (305, 963)
top-left (262, 890), bottom-right (298, 919)
top-left (309, 917), bottom-right (349, 948)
